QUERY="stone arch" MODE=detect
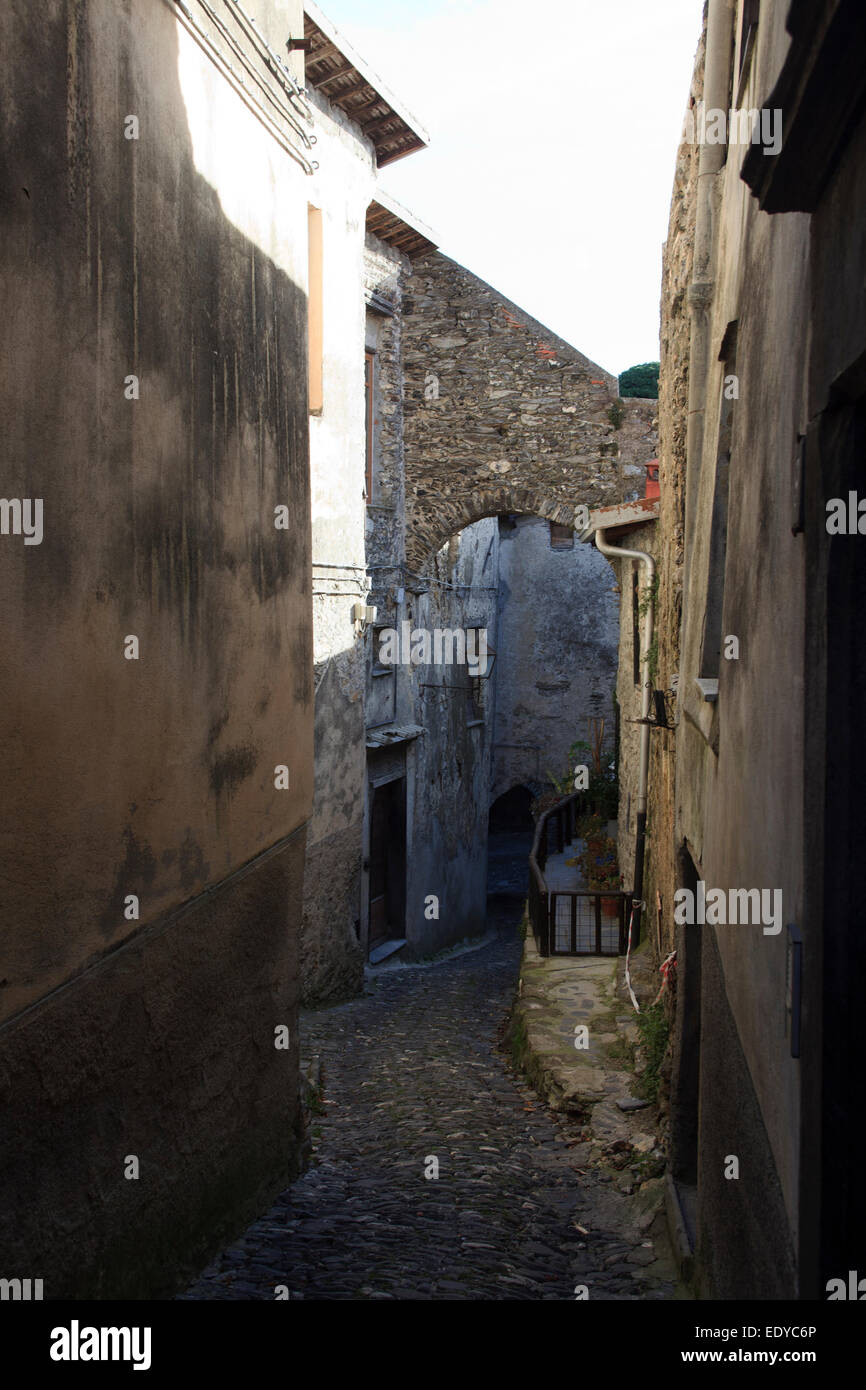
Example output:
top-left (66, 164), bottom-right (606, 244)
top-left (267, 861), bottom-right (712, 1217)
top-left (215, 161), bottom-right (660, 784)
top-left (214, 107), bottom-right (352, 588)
top-left (408, 485), bottom-right (586, 572)
top-left (488, 783), bottom-right (535, 833)
top-left (401, 251), bottom-right (657, 572)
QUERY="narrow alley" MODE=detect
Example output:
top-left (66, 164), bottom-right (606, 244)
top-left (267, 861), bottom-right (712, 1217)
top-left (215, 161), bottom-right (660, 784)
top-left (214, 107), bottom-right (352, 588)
top-left (183, 904), bottom-right (674, 1302)
top-left (2, 0), bottom-right (863, 1352)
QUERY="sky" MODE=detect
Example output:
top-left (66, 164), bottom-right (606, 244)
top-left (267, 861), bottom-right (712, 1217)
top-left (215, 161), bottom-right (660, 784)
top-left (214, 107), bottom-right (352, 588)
top-left (314, 0), bottom-right (706, 378)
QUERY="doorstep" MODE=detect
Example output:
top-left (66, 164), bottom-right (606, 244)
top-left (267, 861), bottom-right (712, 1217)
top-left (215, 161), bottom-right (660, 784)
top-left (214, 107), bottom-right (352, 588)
top-left (368, 938), bottom-right (408, 965)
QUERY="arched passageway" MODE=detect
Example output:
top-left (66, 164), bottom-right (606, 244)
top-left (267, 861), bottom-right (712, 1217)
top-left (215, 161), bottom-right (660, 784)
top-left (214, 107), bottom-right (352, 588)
top-left (487, 785), bottom-right (536, 899)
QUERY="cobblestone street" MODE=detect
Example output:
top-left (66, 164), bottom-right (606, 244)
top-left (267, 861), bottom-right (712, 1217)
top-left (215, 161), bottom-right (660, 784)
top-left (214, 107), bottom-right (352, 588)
top-left (183, 905), bottom-right (676, 1301)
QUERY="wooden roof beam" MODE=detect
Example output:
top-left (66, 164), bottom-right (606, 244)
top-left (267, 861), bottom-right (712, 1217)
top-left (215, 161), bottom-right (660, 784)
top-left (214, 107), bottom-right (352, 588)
top-left (361, 112), bottom-right (403, 136)
top-left (378, 139), bottom-right (427, 167)
top-left (314, 68), bottom-right (368, 95)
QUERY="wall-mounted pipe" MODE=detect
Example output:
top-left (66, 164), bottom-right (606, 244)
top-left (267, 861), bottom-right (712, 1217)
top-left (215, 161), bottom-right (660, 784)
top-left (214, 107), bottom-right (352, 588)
top-left (593, 527), bottom-right (655, 944)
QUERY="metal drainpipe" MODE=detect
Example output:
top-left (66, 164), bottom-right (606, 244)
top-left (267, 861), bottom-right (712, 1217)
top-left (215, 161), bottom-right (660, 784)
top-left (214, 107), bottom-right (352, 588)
top-left (594, 527), bottom-right (655, 944)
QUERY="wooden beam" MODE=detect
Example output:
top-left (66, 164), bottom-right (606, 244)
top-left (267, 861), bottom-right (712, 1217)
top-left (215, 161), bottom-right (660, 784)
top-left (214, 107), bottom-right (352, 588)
top-left (377, 138), bottom-right (426, 167)
top-left (361, 112), bottom-right (401, 137)
top-left (306, 36), bottom-right (343, 65)
top-left (313, 67), bottom-right (367, 95)
top-left (388, 228), bottom-right (430, 252)
top-left (346, 91), bottom-right (389, 119)
top-left (365, 212), bottom-right (394, 235)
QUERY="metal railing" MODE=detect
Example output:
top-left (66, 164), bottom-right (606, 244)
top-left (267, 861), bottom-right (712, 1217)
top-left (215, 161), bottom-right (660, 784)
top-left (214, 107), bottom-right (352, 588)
top-left (528, 791), bottom-right (629, 956)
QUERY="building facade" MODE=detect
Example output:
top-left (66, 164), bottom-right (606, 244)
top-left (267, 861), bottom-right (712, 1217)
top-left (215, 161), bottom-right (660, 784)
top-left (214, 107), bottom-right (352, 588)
top-left (0, 0), bottom-right (315, 1296)
top-left (649, 0), bottom-right (866, 1299)
top-left (298, 50), bottom-right (660, 997)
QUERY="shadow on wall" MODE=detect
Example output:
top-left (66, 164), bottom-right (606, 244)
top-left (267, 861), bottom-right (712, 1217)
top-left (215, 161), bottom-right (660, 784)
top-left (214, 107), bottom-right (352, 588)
top-left (0, 0), bottom-right (312, 1298)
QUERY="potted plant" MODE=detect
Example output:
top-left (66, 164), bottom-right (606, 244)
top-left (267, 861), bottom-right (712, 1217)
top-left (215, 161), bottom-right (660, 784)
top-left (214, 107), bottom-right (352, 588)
top-left (580, 834), bottom-right (621, 913)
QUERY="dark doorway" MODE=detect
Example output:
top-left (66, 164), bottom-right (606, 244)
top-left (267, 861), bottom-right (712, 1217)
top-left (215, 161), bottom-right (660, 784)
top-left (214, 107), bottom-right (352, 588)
top-left (801, 388), bottom-right (866, 1296)
top-left (487, 785), bottom-right (534, 898)
top-left (368, 778), bottom-right (406, 955)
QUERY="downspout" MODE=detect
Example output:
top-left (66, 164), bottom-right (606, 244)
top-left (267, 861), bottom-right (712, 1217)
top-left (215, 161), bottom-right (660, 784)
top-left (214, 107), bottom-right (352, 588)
top-left (594, 528), bottom-right (654, 945)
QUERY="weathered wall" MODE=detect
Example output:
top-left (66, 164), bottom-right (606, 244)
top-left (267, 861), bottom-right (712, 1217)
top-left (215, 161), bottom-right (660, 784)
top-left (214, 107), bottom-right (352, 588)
top-left (616, 399), bottom-right (659, 503)
top-left (610, 526), bottom-right (661, 896)
top-left (492, 516), bottom-right (619, 804)
top-left (300, 85), bottom-right (379, 1005)
top-left (645, 28), bottom-right (703, 966)
top-left (0, 0), bottom-right (312, 1295)
top-left (401, 253), bottom-right (651, 567)
top-left (402, 519), bottom-right (501, 956)
top-left (655, 1), bottom-right (822, 1298)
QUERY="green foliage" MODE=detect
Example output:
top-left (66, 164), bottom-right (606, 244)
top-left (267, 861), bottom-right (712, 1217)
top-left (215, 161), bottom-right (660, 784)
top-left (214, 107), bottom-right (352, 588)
top-left (544, 738), bottom-right (591, 797)
top-left (607, 399), bottom-right (625, 429)
top-left (618, 362), bottom-right (660, 399)
top-left (578, 834), bottom-right (621, 892)
top-left (306, 1083), bottom-right (326, 1117)
top-left (637, 571), bottom-right (659, 620)
top-left (575, 810), bottom-right (606, 841)
top-left (645, 635), bottom-right (659, 686)
top-left (543, 737), bottom-right (619, 821)
top-left (636, 1002), bottom-right (669, 1104)
top-left (634, 575), bottom-right (660, 685)
top-left (588, 762), bottom-right (618, 819)
top-left (506, 1009), bottom-right (529, 1071)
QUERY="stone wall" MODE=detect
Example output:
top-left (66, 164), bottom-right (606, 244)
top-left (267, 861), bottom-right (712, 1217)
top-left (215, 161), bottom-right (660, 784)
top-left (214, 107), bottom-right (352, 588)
top-left (653, 0), bottom-right (830, 1299)
top-left (493, 516), bottom-right (620, 805)
top-left (643, 29), bottom-right (704, 964)
top-left (0, 0), bottom-right (313, 1295)
top-left (400, 521), bottom-right (501, 956)
top-left (401, 253), bottom-right (654, 567)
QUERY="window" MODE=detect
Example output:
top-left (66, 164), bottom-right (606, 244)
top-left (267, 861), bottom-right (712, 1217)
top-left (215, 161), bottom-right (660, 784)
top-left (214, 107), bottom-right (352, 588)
top-left (549, 522), bottom-right (574, 550)
top-left (307, 206), bottom-right (323, 415)
top-left (365, 350), bottom-right (376, 501)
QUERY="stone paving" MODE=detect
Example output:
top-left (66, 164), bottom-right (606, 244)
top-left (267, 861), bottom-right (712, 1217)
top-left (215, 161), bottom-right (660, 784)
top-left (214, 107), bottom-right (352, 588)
top-left (181, 903), bottom-right (676, 1301)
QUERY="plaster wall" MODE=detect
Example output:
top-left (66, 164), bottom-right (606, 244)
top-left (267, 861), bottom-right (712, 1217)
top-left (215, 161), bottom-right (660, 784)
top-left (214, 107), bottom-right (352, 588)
top-left (0, 0), bottom-right (313, 1294)
top-left (300, 87), bottom-right (379, 1003)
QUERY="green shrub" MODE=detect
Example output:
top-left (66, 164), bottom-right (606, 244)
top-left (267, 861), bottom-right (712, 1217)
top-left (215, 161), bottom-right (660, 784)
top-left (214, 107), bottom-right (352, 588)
top-left (619, 362), bottom-right (660, 398)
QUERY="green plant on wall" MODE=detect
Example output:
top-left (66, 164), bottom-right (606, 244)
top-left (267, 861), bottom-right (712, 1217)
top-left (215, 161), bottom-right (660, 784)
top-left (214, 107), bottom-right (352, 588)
top-left (637, 571), bottom-right (659, 621)
top-left (607, 399), bottom-right (625, 430)
top-left (636, 1002), bottom-right (669, 1104)
top-left (645, 635), bottom-right (659, 686)
top-left (636, 574), bottom-right (660, 687)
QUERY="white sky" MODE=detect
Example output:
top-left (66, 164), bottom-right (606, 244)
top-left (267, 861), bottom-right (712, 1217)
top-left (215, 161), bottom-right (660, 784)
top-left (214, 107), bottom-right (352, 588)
top-left (315, 0), bottom-right (705, 378)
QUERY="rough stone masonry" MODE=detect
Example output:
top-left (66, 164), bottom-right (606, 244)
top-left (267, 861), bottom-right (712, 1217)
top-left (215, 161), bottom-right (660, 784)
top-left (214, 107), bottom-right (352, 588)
top-left (400, 252), bottom-right (657, 569)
